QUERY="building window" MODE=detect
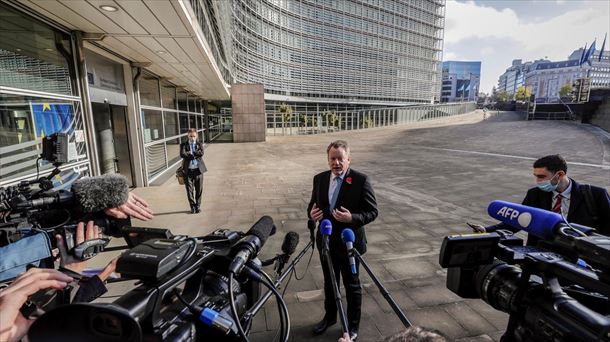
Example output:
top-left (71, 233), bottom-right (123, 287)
top-left (139, 74), bottom-right (160, 107)
top-left (0, 3), bottom-right (86, 185)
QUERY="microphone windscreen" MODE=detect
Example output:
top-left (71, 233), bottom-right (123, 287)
top-left (307, 219), bottom-right (316, 231)
top-left (281, 231), bottom-right (300, 255)
top-left (247, 216), bottom-right (275, 246)
top-left (341, 228), bottom-right (355, 243)
top-left (487, 200), bottom-right (563, 240)
top-left (72, 174), bottom-right (129, 213)
top-left (320, 219), bottom-right (332, 236)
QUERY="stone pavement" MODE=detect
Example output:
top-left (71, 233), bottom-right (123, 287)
top-left (97, 110), bottom-right (610, 341)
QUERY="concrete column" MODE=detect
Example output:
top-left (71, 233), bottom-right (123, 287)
top-left (73, 31), bottom-right (100, 176)
top-left (231, 84), bottom-right (265, 142)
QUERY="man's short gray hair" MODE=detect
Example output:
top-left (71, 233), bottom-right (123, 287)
top-left (327, 140), bottom-right (350, 155)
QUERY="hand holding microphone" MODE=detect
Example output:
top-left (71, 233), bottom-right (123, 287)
top-left (71, 174), bottom-right (154, 221)
top-left (104, 192), bottom-right (154, 221)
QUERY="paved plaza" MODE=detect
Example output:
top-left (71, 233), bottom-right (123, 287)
top-left (100, 110), bottom-right (610, 341)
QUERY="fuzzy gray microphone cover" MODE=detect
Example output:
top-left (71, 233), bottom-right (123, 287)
top-left (72, 174), bottom-right (129, 213)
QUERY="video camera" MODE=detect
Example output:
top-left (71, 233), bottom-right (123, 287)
top-left (439, 201), bottom-right (610, 341)
top-left (26, 216), bottom-right (306, 342)
top-left (1, 133), bottom-right (130, 281)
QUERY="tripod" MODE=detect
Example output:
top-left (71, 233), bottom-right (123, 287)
top-left (353, 249), bottom-right (412, 328)
top-left (321, 234), bottom-right (350, 334)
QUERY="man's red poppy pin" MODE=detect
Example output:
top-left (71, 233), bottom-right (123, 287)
top-left (346, 177), bottom-right (352, 184)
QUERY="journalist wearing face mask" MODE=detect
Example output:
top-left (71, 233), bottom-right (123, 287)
top-left (470, 154), bottom-right (610, 245)
top-left (180, 129), bottom-right (207, 214)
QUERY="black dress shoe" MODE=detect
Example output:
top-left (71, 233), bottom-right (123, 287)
top-left (349, 329), bottom-right (358, 342)
top-left (190, 207), bottom-right (195, 214)
top-left (312, 318), bottom-right (336, 335)
top-left (195, 207), bottom-right (201, 213)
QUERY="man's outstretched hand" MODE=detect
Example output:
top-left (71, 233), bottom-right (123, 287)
top-left (104, 192), bottom-right (154, 221)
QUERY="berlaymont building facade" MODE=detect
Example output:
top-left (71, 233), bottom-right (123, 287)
top-left (1, 0), bottom-right (449, 188)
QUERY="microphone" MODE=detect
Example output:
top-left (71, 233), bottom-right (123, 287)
top-left (320, 219), bottom-right (332, 251)
top-left (228, 216), bottom-right (275, 275)
top-left (72, 174), bottom-right (129, 213)
top-left (487, 200), bottom-right (573, 240)
top-left (275, 231), bottom-right (300, 274)
top-left (307, 219), bottom-right (316, 250)
top-left (320, 219), bottom-right (332, 235)
top-left (341, 228), bottom-right (357, 275)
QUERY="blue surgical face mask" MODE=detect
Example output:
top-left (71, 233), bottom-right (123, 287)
top-left (537, 173), bottom-right (559, 192)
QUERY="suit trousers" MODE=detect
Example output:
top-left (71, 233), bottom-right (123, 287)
top-left (185, 168), bottom-right (202, 208)
top-left (319, 244), bottom-right (362, 330)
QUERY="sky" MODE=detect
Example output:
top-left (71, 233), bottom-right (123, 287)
top-left (443, 0), bottom-right (610, 94)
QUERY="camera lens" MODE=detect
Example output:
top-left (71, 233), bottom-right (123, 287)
top-left (476, 260), bottom-right (522, 313)
top-left (92, 313), bottom-right (123, 337)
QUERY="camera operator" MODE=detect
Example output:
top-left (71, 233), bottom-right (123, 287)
top-left (0, 268), bottom-right (73, 342)
top-left (470, 154), bottom-right (610, 245)
top-left (0, 221), bottom-right (121, 342)
top-left (54, 220), bottom-right (119, 302)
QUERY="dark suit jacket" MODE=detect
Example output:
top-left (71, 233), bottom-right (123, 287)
top-left (307, 168), bottom-right (378, 254)
top-left (180, 141), bottom-right (207, 174)
top-left (490, 178), bottom-right (610, 244)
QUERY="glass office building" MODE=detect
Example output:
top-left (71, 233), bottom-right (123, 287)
top-left (440, 61), bottom-right (481, 102)
top-left (2, 0), bottom-right (447, 186)
top-left (210, 0), bottom-right (446, 108)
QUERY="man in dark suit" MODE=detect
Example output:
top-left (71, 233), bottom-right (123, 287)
top-left (180, 129), bottom-right (207, 214)
top-left (473, 154), bottom-right (610, 244)
top-left (307, 140), bottom-right (378, 342)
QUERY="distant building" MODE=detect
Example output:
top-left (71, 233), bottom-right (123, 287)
top-left (497, 59), bottom-right (538, 98)
top-left (497, 46), bottom-right (609, 103)
top-left (524, 60), bottom-right (587, 101)
top-left (440, 61), bottom-right (481, 102)
top-left (568, 49), bottom-right (610, 89)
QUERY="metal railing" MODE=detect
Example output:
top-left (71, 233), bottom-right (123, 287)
top-left (266, 102), bottom-right (476, 136)
top-left (208, 113), bottom-right (233, 142)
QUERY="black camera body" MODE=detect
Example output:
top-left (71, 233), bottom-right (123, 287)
top-left (1, 173), bottom-right (130, 284)
top-left (439, 229), bottom-right (610, 342)
top-left (28, 227), bottom-right (264, 342)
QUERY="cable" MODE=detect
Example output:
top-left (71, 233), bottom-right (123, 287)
top-left (293, 245), bottom-right (314, 280)
top-left (259, 269), bottom-right (287, 342)
top-left (259, 270), bottom-right (290, 342)
top-left (271, 269), bottom-right (295, 342)
top-left (228, 272), bottom-right (250, 342)
top-left (35, 157), bottom-right (41, 180)
top-left (174, 238), bottom-right (198, 269)
top-left (173, 288), bottom-right (198, 313)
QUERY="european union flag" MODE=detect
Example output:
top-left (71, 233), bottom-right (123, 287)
top-left (32, 103), bottom-right (74, 138)
top-left (599, 33), bottom-right (607, 62)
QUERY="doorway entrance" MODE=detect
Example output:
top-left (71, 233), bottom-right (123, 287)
top-left (91, 102), bottom-right (134, 187)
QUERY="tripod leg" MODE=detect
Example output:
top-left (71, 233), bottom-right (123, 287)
top-left (323, 248), bottom-right (349, 334)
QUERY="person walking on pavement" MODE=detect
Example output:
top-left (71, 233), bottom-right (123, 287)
top-left (180, 129), bottom-right (207, 214)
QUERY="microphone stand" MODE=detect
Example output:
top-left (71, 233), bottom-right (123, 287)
top-left (322, 235), bottom-right (349, 334)
top-left (243, 240), bottom-right (313, 325)
top-left (352, 249), bottom-right (412, 328)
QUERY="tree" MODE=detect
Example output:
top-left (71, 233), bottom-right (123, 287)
top-left (278, 103), bottom-right (293, 135)
top-left (559, 83), bottom-right (572, 98)
top-left (323, 110), bottom-right (338, 131)
top-left (491, 90), bottom-right (509, 103)
top-left (515, 86), bottom-right (531, 102)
